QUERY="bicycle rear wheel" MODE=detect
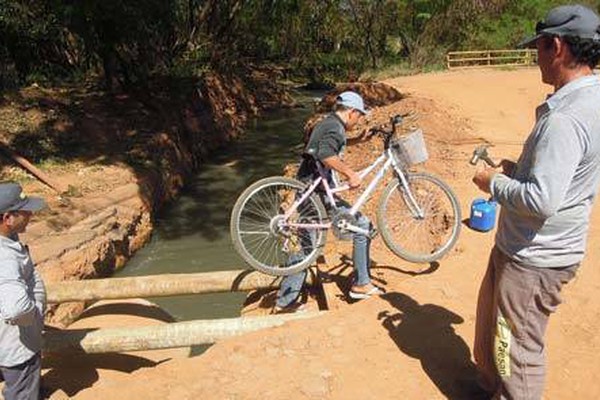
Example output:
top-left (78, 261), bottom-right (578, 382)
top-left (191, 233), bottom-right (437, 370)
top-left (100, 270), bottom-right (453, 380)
top-left (230, 176), bottom-right (327, 276)
top-left (377, 172), bottom-right (461, 263)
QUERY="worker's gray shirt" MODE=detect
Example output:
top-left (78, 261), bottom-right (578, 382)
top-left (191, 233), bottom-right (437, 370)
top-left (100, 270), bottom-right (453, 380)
top-left (492, 75), bottom-right (600, 267)
top-left (0, 234), bottom-right (46, 367)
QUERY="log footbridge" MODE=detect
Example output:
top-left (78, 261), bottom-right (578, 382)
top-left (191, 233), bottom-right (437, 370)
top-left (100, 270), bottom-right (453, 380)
top-left (44, 270), bottom-right (323, 354)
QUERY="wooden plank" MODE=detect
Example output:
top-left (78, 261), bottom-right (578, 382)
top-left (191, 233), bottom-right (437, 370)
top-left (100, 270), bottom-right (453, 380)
top-left (449, 56), bottom-right (530, 63)
top-left (451, 53), bottom-right (535, 60)
top-left (448, 50), bottom-right (533, 56)
top-left (447, 63), bottom-right (533, 69)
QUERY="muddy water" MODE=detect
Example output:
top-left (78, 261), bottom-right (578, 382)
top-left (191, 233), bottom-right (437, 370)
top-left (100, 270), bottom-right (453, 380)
top-left (116, 92), bottom-right (318, 326)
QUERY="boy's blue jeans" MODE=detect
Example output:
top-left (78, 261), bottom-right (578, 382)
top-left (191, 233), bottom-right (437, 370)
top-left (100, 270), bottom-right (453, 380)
top-left (276, 205), bottom-right (371, 308)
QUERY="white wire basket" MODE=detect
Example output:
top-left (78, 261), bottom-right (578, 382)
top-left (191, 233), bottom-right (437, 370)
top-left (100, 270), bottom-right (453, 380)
top-left (391, 128), bottom-right (429, 166)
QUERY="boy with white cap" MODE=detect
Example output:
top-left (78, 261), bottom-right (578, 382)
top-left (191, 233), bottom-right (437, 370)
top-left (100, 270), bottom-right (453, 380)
top-left (275, 90), bottom-right (382, 312)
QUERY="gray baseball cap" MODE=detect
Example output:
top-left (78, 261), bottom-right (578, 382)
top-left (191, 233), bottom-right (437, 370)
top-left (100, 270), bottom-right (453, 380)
top-left (518, 4), bottom-right (600, 48)
top-left (0, 183), bottom-right (46, 214)
top-left (336, 91), bottom-right (369, 115)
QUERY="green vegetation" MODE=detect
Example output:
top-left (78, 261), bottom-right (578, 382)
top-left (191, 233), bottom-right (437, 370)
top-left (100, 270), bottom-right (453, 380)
top-left (2, 0), bottom-right (600, 91)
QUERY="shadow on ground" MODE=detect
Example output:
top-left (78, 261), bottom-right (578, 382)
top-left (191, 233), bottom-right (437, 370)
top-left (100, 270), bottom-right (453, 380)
top-left (42, 353), bottom-right (170, 398)
top-left (379, 292), bottom-right (489, 400)
top-left (320, 254), bottom-right (441, 304)
top-left (40, 300), bottom-right (180, 398)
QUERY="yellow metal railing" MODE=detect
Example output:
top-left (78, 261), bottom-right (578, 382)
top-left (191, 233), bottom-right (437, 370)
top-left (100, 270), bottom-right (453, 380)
top-left (446, 49), bottom-right (538, 69)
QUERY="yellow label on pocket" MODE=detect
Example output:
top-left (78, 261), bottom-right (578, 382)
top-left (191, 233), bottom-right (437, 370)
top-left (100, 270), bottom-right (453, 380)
top-left (494, 314), bottom-right (511, 377)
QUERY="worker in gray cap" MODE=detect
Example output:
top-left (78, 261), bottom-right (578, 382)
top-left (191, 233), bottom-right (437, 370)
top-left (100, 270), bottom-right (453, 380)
top-left (0, 182), bottom-right (47, 400)
top-left (472, 4), bottom-right (600, 399)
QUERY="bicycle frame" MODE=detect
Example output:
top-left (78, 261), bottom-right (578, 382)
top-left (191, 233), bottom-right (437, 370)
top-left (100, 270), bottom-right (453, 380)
top-left (230, 111), bottom-right (462, 274)
top-left (282, 146), bottom-right (424, 235)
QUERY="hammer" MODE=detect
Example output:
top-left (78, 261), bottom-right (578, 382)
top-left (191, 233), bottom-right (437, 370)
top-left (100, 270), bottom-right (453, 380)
top-left (469, 145), bottom-right (499, 168)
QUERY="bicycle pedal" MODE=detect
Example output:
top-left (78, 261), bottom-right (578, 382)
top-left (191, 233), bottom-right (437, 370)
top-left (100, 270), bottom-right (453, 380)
top-left (369, 228), bottom-right (379, 240)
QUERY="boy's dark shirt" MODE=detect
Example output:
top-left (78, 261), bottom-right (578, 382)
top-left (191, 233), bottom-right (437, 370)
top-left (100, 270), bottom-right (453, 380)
top-left (297, 113), bottom-right (346, 185)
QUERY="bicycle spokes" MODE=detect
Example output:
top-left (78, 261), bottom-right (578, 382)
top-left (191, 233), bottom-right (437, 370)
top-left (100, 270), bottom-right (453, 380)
top-left (231, 177), bottom-right (327, 276)
top-left (377, 173), bottom-right (461, 263)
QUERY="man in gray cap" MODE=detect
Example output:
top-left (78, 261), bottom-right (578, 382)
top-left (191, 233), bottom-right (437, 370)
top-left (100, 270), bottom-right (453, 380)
top-left (274, 90), bottom-right (382, 313)
top-left (472, 4), bottom-right (600, 399)
top-left (0, 182), bottom-right (47, 400)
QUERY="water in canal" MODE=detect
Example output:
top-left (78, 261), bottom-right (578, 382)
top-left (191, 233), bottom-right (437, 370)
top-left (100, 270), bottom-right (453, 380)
top-left (116, 91), bottom-right (318, 328)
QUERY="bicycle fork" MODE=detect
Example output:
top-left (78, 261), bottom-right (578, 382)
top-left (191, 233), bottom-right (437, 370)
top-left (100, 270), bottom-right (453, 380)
top-left (397, 170), bottom-right (425, 219)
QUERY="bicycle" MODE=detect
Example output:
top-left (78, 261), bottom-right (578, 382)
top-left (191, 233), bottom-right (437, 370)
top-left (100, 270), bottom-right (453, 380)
top-left (230, 113), bottom-right (461, 276)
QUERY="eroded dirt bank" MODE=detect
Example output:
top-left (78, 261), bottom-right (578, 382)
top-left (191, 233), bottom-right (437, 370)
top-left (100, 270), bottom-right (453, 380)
top-left (1, 68), bottom-right (294, 326)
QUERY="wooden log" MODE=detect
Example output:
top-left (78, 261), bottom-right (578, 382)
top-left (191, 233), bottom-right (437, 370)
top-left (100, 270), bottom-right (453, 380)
top-left (0, 140), bottom-right (67, 194)
top-left (43, 312), bottom-right (324, 354)
top-left (46, 269), bottom-right (316, 303)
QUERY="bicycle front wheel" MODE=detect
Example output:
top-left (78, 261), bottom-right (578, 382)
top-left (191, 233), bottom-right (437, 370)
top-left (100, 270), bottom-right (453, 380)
top-left (377, 172), bottom-right (461, 263)
top-left (230, 176), bottom-right (327, 276)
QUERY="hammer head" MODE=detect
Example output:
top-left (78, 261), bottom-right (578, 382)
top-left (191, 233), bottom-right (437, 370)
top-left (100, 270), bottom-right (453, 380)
top-left (469, 145), bottom-right (489, 165)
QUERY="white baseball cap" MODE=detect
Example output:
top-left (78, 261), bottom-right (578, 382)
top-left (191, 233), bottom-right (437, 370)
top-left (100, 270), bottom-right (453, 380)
top-left (336, 91), bottom-right (369, 115)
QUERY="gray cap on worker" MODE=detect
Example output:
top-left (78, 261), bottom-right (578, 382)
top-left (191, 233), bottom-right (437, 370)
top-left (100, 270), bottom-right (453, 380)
top-left (518, 4), bottom-right (600, 48)
top-left (0, 182), bottom-right (46, 214)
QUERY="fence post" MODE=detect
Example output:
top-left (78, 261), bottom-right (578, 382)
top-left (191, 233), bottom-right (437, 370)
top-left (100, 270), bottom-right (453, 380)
top-left (528, 49), bottom-right (535, 66)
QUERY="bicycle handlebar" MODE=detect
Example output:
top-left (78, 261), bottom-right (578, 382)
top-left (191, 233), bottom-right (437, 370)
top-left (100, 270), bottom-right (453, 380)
top-left (366, 112), bottom-right (416, 140)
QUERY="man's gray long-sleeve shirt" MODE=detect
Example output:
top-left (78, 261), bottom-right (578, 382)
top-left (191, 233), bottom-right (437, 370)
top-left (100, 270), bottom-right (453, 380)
top-left (0, 234), bottom-right (46, 367)
top-left (492, 75), bottom-right (600, 267)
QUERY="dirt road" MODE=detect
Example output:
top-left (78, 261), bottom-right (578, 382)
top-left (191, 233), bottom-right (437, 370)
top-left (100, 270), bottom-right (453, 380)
top-left (44, 68), bottom-right (600, 399)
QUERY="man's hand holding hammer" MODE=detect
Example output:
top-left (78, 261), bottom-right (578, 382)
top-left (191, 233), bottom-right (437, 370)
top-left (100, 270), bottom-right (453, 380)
top-left (470, 145), bottom-right (516, 194)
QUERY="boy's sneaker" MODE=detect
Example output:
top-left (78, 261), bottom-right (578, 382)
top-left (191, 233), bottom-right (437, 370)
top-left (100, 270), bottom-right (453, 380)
top-left (273, 302), bottom-right (306, 314)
